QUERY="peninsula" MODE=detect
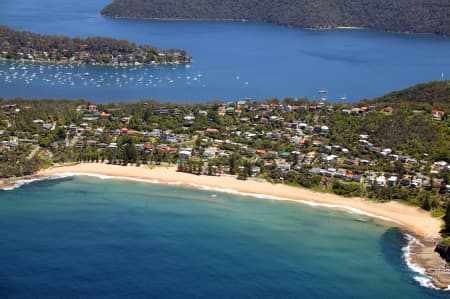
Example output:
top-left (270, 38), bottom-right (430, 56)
top-left (0, 25), bottom-right (191, 66)
top-left (101, 0), bottom-right (450, 36)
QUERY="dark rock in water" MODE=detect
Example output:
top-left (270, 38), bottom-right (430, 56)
top-left (435, 243), bottom-right (450, 263)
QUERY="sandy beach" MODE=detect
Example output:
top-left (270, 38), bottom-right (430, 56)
top-left (33, 163), bottom-right (449, 289)
top-left (335, 26), bottom-right (363, 30)
top-left (36, 163), bottom-right (442, 239)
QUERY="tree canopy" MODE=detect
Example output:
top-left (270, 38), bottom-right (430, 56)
top-left (0, 25), bottom-right (191, 65)
top-left (101, 0), bottom-right (450, 35)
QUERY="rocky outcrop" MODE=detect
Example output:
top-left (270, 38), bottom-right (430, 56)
top-left (435, 242), bottom-right (450, 263)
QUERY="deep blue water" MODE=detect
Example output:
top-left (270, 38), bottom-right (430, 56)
top-left (0, 0), bottom-right (449, 102)
top-left (0, 177), bottom-right (447, 298)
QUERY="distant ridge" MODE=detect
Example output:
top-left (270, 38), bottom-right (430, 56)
top-left (101, 0), bottom-right (450, 36)
top-left (367, 80), bottom-right (450, 105)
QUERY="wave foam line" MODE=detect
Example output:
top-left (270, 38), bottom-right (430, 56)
top-left (402, 234), bottom-right (450, 291)
top-left (186, 182), bottom-right (400, 224)
top-left (1, 175), bottom-right (63, 190)
top-left (1, 172), bottom-right (163, 191)
top-left (4, 172), bottom-right (399, 225)
top-left (5, 171), bottom-right (450, 291)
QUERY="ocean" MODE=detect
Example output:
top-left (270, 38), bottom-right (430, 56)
top-left (0, 176), bottom-right (447, 298)
top-left (0, 0), bottom-right (449, 102)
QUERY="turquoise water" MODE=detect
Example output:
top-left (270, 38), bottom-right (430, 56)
top-left (0, 0), bottom-right (449, 102)
top-left (0, 176), bottom-right (447, 298)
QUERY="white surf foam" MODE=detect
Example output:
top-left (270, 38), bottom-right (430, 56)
top-left (1, 172), bottom-right (162, 191)
top-left (4, 171), bottom-right (450, 291)
top-left (402, 234), bottom-right (450, 291)
top-left (1, 175), bottom-right (66, 191)
top-left (4, 172), bottom-right (398, 225)
top-left (186, 182), bottom-right (399, 224)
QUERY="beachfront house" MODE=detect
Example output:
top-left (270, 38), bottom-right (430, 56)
top-left (251, 166), bottom-right (261, 177)
top-left (203, 148), bottom-right (217, 159)
top-left (387, 176), bottom-right (398, 187)
top-left (178, 150), bottom-right (192, 160)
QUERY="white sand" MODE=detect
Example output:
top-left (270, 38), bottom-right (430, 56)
top-left (38, 163), bottom-right (443, 240)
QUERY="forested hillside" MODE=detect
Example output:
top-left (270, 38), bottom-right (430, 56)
top-left (101, 0), bottom-right (450, 35)
top-left (367, 81), bottom-right (450, 106)
top-left (333, 91), bottom-right (450, 163)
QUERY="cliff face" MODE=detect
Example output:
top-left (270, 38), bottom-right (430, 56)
top-left (101, 0), bottom-right (450, 36)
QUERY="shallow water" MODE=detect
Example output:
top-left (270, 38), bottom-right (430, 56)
top-left (0, 0), bottom-right (449, 102)
top-left (0, 176), bottom-right (447, 298)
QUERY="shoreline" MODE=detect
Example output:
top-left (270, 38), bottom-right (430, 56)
top-left (100, 15), bottom-right (447, 37)
top-left (0, 57), bottom-right (190, 67)
top-left (3, 162), bottom-right (450, 289)
top-left (35, 163), bottom-right (442, 238)
top-left (335, 26), bottom-right (363, 30)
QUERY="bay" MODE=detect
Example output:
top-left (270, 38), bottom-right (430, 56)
top-left (0, 0), bottom-right (449, 102)
top-left (0, 176), bottom-right (447, 298)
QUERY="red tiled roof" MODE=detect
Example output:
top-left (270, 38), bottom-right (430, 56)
top-left (128, 130), bottom-right (139, 136)
top-left (256, 149), bottom-right (267, 155)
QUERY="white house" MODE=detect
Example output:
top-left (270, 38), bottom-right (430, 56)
top-left (376, 176), bottom-right (386, 187)
top-left (387, 176), bottom-right (398, 187)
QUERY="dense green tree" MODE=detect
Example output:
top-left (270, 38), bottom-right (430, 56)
top-left (443, 204), bottom-right (450, 233)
